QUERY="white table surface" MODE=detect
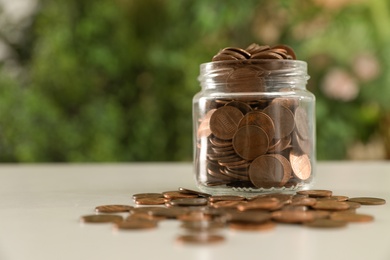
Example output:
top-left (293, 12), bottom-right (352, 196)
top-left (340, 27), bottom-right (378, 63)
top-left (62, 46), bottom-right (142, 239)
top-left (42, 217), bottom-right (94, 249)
top-left (0, 162), bottom-right (389, 260)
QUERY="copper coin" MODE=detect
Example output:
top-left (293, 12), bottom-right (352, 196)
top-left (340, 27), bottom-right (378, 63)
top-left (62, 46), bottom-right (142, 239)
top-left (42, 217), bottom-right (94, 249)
top-left (180, 220), bottom-right (225, 231)
top-left (291, 197), bottom-right (317, 207)
top-left (289, 151), bottom-right (311, 181)
top-left (134, 197), bottom-right (166, 205)
top-left (178, 187), bottom-right (211, 198)
top-left (177, 211), bottom-right (211, 222)
top-left (272, 210), bottom-right (315, 223)
top-left (197, 109), bottom-right (216, 139)
top-left (148, 207), bottom-right (189, 219)
top-left (212, 53), bottom-right (239, 61)
top-left (297, 189), bottom-right (333, 198)
top-left (330, 212), bottom-right (374, 223)
top-left (311, 200), bottom-right (350, 211)
top-left (129, 206), bottom-right (165, 214)
top-left (249, 154), bottom-right (291, 188)
top-left (226, 211), bottom-right (272, 223)
top-left (238, 111), bottom-right (276, 140)
top-left (176, 234), bottom-right (225, 245)
top-left (237, 197), bottom-right (281, 211)
top-left (210, 200), bottom-right (243, 209)
top-left (209, 106), bottom-right (243, 140)
top-left (80, 214), bottom-right (123, 224)
top-left (332, 195), bottom-right (349, 202)
top-left (95, 204), bottom-right (133, 213)
top-left (169, 198), bottom-right (209, 207)
top-left (263, 104), bottom-right (295, 139)
top-left (225, 101), bottom-right (253, 115)
top-left (222, 47), bottom-right (251, 59)
top-left (209, 195), bottom-right (246, 202)
top-left (268, 135), bottom-right (292, 153)
top-left (162, 191), bottom-right (200, 199)
top-left (114, 219), bottom-right (158, 230)
top-left (347, 197), bottom-right (386, 205)
top-left (344, 201), bottom-right (361, 209)
top-left (272, 44), bottom-right (296, 60)
top-left (245, 43), bottom-right (270, 55)
top-left (271, 97), bottom-right (299, 111)
top-left (132, 193), bottom-right (164, 200)
top-left (294, 107), bottom-right (310, 140)
top-left (233, 125), bottom-right (269, 161)
top-left (229, 220), bottom-right (276, 231)
top-left (304, 218), bottom-right (347, 228)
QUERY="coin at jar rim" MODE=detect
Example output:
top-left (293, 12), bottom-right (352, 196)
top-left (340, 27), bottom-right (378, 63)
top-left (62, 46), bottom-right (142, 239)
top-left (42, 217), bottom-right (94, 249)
top-left (178, 187), bottom-right (211, 198)
top-left (209, 106), bottom-right (244, 140)
top-left (249, 154), bottom-right (292, 189)
top-left (297, 189), bottom-right (333, 198)
top-left (289, 151), bottom-right (312, 181)
top-left (114, 219), bottom-right (158, 230)
top-left (176, 234), bottom-right (225, 245)
top-left (271, 97), bottom-right (299, 112)
top-left (263, 103), bottom-right (295, 139)
top-left (209, 195), bottom-right (246, 202)
top-left (330, 212), bottom-right (374, 223)
top-left (304, 218), bottom-right (348, 229)
top-left (225, 101), bottom-right (253, 115)
top-left (232, 125), bottom-right (269, 161)
top-left (245, 44), bottom-right (270, 55)
top-left (347, 197), bottom-right (386, 205)
top-left (222, 47), bottom-right (252, 59)
top-left (197, 109), bottom-right (216, 139)
top-left (80, 214), bottom-right (123, 224)
top-left (212, 53), bottom-right (239, 61)
top-left (272, 44), bottom-right (297, 60)
top-left (229, 220), bottom-right (276, 231)
top-left (95, 204), bottom-right (133, 213)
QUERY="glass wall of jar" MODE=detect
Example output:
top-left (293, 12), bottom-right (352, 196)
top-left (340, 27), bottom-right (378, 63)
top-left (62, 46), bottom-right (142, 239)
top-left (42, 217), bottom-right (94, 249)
top-left (193, 60), bottom-right (315, 196)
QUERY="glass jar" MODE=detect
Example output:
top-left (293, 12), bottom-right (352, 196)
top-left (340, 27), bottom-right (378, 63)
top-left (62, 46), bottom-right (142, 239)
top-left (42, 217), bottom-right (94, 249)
top-left (193, 59), bottom-right (315, 196)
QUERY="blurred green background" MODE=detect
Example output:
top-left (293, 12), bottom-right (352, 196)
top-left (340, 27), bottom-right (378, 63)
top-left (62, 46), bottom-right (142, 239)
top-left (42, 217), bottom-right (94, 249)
top-left (0, 0), bottom-right (390, 162)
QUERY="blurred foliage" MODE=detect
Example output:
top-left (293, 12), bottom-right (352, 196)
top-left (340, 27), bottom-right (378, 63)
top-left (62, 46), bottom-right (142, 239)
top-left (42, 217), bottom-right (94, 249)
top-left (0, 0), bottom-right (390, 161)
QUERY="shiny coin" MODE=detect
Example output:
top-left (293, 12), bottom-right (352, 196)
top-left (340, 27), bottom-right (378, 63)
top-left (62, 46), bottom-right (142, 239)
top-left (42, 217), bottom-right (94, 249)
top-left (272, 210), bottom-right (315, 223)
top-left (297, 189), bottom-right (333, 198)
top-left (304, 218), bottom-right (347, 228)
top-left (249, 154), bottom-right (291, 188)
top-left (233, 125), bottom-right (269, 161)
top-left (330, 212), bottom-right (374, 223)
top-left (176, 234), bottom-right (225, 245)
top-left (114, 219), bottom-right (158, 230)
top-left (238, 111), bottom-right (276, 140)
top-left (263, 104), bottom-right (295, 139)
top-left (95, 204), bottom-right (133, 213)
top-left (289, 151), bottom-right (311, 181)
top-left (80, 214), bottom-right (123, 224)
top-left (229, 220), bottom-right (276, 231)
top-left (209, 106), bottom-right (243, 140)
top-left (311, 200), bottom-right (350, 211)
top-left (132, 193), bottom-right (164, 200)
top-left (162, 191), bottom-right (200, 199)
top-left (347, 197), bottom-right (386, 205)
top-left (134, 197), bottom-right (166, 205)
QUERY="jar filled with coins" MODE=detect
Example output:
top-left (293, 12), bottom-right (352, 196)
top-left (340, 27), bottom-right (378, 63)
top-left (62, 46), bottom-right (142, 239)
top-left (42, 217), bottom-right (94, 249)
top-left (193, 44), bottom-right (315, 196)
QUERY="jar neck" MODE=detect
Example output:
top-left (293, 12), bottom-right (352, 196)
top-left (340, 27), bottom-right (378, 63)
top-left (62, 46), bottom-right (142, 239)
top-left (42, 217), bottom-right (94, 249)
top-left (198, 60), bottom-right (309, 91)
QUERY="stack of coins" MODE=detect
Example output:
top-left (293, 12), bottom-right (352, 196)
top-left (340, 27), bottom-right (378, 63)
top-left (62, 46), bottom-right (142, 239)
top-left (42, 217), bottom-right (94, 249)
top-left (195, 43), bottom-right (313, 191)
top-left (80, 188), bottom-right (386, 245)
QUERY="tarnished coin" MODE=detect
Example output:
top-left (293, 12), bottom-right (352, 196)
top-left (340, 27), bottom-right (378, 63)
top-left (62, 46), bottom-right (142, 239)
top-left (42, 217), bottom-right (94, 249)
top-left (304, 218), bottom-right (347, 228)
top-left (95, 205), bottom-right (133, 213)
top-left (233, 125), bottom-right (269, 160)
top-left (311, 200), bottom-right (350, 211)
top-left (272, 210), bottom-right (315, 223)
top-left (347, 197), bottom-right (386, 205)
top-left (176, 234), bottom-right (225, 245)
top-left (229, 220), bottom-right (276, 231)
top-left (263, 104), bottom-right (295, 139)
top-left (297, 189), bottom-right (333, 198)
top-left (238, 111), bottom-right (276, 140)
top-left (289, 151), bottom-right (311, 181)
top-left (294, 107), bottom-right (310, 140)
top-left (330, 212), bottom-right (374, 223)
top-left (80, 214), bottom-right (123, 224)
top-left (249, 154), bottom-right (291, 188)
top-left (209, 106), bottom-right (243, 140)
top-left (114, 219), bottom-right (158, 230)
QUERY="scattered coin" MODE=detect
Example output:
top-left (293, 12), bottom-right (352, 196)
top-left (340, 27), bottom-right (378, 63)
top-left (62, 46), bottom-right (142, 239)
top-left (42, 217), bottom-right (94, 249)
top-left (114, 219), bottom-right (158, 230)
top-left (297, 189), bottom-right (333, 198)
top-left (80, 214), bottom-right (123, 224)
top-left (229, 220), bottom-right (276, 231)
top-left (330, 212), bottom-right (374, 223)
top-left (311, 200), bottom-right (350, 211)
top-left (95, 205), bottom-right (133, 213)
top-left (134, 197), bottom-right (166, 205)
top-left (347, 197), bottom-right (386, 205)
top-left (272, 210), bottom-right (315, 223)
top-left (176, 234), bottom-right (225, 245)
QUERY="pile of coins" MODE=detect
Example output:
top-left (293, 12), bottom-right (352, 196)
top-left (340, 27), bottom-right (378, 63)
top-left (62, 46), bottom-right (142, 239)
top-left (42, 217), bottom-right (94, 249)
top-left (195, 43), bottom-right (312, 192)
top-left (197, 97), bottom-right (312, 189)
top-left (80, 188), bottom-right (386, 245)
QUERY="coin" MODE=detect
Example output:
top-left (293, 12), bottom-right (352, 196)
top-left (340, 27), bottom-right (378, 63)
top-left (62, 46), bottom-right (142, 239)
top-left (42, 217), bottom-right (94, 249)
top-left (229, 220), bottom-right (276, 231)
top-left (263, 104), bottom-right (295, 139)
top-left (162, 191), bottom-right (200, 199)
top-left (134, 196), bottom-right (166, 205)
top-left (297, 189), bottom-right (333, 198)
top-left (209, 106), bottom-right (243, 140)
top-left (132, 193), bottom-right (164, 200)
top-left (169, 198), bottom-right (209, 207)
top-left (180, 220), bottom-right (226, 231)
top-left (225, 101), bottom-right (253, 115)
top-left (304, 218), bottom-right (347, 228)
top-left (249, 154), bottom-right (291, 188)
top-left (291, 197), bottom-right (317, 207)
top-left (272, 45), bottom-right (296, 60)
top-left (238, 111), bottom-right (276, 140)
top-left (272, 210), bottom-right (315, 223)
top-left (233, 125), bottom-right (269, 160)
top-left (226, 210), bottom-right (272, 223)
top-left (95, 204), bottom-right (133, 213)
top-left (294, 107), bottom-right (310, 140)
top-left (178, 187), bottom-right (211, 198)
top-left (176, 234), bottom-right (225, 245)
top-left (289, 151), bottom-right (311, 181)
top-left (197, 109), bottom-right (216, 139)
top-left (80, 214), bottom-right (123, 224)
top-left (311, 200), bottom-right (350, 211)
top-left (347, 197), bottom-right (386, 205)
top-left (237, 197), bottom-right (282, 211)
top-left (114, 219), bottom-right (158, 230)
top-left (330, 212), bottom-right (374, 223)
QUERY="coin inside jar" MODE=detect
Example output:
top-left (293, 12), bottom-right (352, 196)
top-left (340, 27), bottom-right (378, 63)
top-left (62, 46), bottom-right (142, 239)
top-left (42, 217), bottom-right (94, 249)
top-left (233, 125), bottom-right (269, 161)
top-left (209, 106), bottom-right (243, 140)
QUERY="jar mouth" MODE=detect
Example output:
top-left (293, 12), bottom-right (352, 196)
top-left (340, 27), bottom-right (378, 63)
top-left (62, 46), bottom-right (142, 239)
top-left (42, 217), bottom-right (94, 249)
top-left (198, 59), bottom-right (309, 89)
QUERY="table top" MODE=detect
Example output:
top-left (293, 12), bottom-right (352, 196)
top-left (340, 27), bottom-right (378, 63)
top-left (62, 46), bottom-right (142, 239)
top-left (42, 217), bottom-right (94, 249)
top-left (0, 162), bottom-right (389, 260)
